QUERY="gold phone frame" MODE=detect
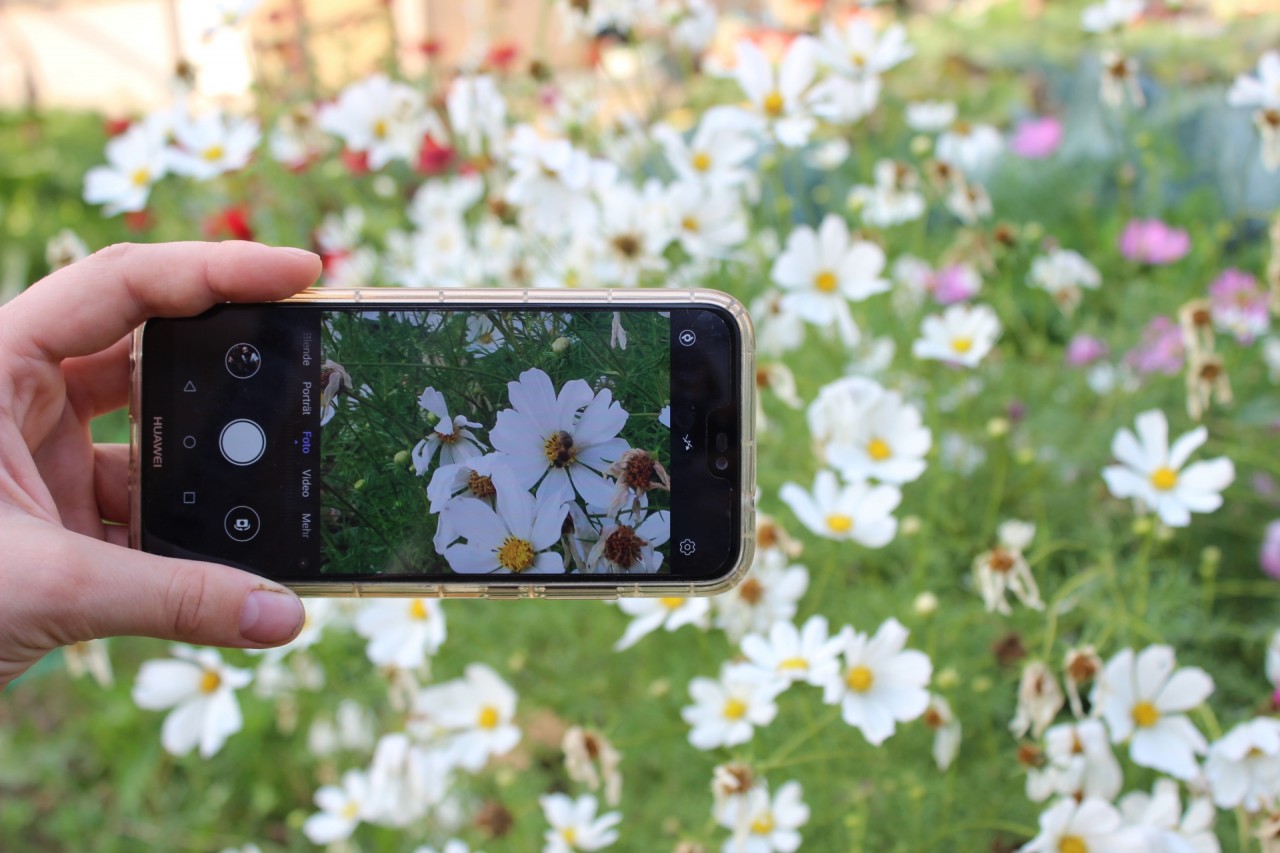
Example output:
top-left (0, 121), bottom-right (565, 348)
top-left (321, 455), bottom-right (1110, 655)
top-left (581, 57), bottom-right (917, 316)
top-left (129, 287), bottom-right (756, 600)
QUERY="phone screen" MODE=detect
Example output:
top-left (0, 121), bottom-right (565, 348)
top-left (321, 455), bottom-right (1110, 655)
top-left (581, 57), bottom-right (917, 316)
top-left (138, 303), bottom-right (743, 584)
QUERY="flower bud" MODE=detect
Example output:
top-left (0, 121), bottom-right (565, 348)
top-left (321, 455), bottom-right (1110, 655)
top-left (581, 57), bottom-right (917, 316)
top-left (913, 591), bottom-right (939, 617)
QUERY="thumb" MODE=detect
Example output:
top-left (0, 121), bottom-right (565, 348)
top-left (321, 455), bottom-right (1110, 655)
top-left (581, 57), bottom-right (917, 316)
top-left (15, 526), bottom-right (305, 651)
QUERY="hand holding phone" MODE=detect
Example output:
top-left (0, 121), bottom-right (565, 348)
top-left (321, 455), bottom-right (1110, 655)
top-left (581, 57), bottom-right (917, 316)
top-left (0, 241), bottom-right (320, 689)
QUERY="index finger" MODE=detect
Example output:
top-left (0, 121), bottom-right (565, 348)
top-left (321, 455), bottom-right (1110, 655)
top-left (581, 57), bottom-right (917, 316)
top-left (1, 241), bottom-right (321, 364)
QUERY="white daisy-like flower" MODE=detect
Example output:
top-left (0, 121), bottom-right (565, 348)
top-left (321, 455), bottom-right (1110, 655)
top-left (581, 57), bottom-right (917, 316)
top-left (540, 792), bottom-right (620, 852)
top-left (1027, 719), bottom-right (1123, 803)
top-left (717, 780), bottom-right (810, 853)
top-left (319, 74), bottom-right (435, 169)
top-left (167, 111), bottom-right (260, 180)
top-left (751, 289), bottom-right (807, 357)
top-left (771, 214), bottom-right (890, 347)
top-left (667, 180), bottom-right (749, 258)
top-left (1203, 717), bottom-right (1280, 812)
top-left (353, 598), bottom-right (446, 670)
top-left (945, 179), bottom-right (993, 225)
top-left (817, 17), bottom-right (913, 79)
top-left (653, 107), bottom-right (760, 196)
top-left (1118, 779), bottom-right (1219, 853)
top-left (408, 174), bottom-right (485, 231)
top-left (587, 507), bottom-right (670, 574)
top-left (1021, 797), bottom-right (1146, 853)
top-left (731, 38), bottom-right (818, 147)
top-left (614, 595), bottom-right (710, 652)
top-left (912, 303), bottom-right (1001, 368)
top-left (1028, 248), bottom-right (1102, 314)
top-left (83, 122), bottom-right (169, 215)
top-left (489, 367), bottom-right (629, 507)
top-left (412, 387), bottom-right (486, 476)
top-left (1230, 50), bottom-right (1280, 112)
top-left (923, 694), bottom-right (962, 771)
top-left (973, 519), bottom-right (1044, 615)
top-left (1081, 0), bottom-right (1145, 33)
top-left (364, 732), bottom-right (451, 827)
top-left (905, 100), bottom-right (957, 133)
top-left (822, 618), bottom-right (931, 746)
top-left (563, 726), bottom-right (623, 807)
top-left (1101, 409), bottom-right (1235, 528)
top-left (416, 663), bottom-right (521, 772)
top-left (1092, 645), bottom-right (1214, 780)
top-left (936, 122), bottom-right (1003, 177)
top-left (683, 663), bottom-right (785, 750)
top-left (1010, 661), bottom-right (1065, 740)
top-left (713, 549), bottom-right (809, 642)
top-left (807, 74), bottom-right (882, 126)
top-left (591, 180), bottom-right (672, 287)
top-left (1100, 51), bottom-right (1146, 110)
top-left (506, 124), bottom-right (616, 236)
top-left (810, 376), bottom-right (931, 485)
top-left (779, 469), bottom-right (901, 547)
top-left (268, 103), bottom-right (328, 168)
top-left (303, 769), bottom-right (369, 845)
top-left (447, 73), bottom-right (507, 155)
top-left (848, 160), bottom-right (926, 228)
top-left (427, 457), bottom-right (510, 554)
top-left (307, 699), bottom-right (375, 756)
top-left (739, 616), bottom-right (844, 689)
top-left (441, 464), bottom-right (569, 574)
top-left (132, 646), bottom-right (252, 758)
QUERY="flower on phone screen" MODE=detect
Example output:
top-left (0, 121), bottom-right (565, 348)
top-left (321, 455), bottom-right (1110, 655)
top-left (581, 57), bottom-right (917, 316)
top-left (411, 387), bottom-right (486, 475)
top-left (441, 466), bottom-right (569, 574)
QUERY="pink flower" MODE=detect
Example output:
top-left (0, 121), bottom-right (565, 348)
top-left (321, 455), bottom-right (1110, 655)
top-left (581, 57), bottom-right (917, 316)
top-left (1118, 219), bottom-right (1191, 265)
top-left (1066, 334), bottom-right (1108, 366)
top-left (931, 264), bottom-right (982, 304)
top-left (1262, 520), bottom-right (1280, 580)
top-left (1209, 268), bottom-right (1269, 344)
top-left (1009, 116), bottom-right (1063, 160)
top-left (1125, 315), bottom-right (1184, 375)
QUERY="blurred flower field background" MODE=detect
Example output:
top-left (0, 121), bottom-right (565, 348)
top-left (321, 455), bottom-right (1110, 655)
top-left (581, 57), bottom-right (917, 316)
top-left (3, 0), bottom-right (1280, 850)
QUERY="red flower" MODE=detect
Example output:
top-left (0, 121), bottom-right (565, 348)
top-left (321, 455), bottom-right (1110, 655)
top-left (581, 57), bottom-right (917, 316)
top-left (103, 117), bottom-right (132, 137)
top-left (419, 38), bottom-right (444, 58)
top-left (341, 149), bottom-right (370, 175)
top-left (485, 41), bottom-right (519, 73)
top-left (416, 134), bottom-right (455, 175)
top-left (204, 205), bottom-right (254, 241)
top-left (123, 210), bottom-right (153, 232)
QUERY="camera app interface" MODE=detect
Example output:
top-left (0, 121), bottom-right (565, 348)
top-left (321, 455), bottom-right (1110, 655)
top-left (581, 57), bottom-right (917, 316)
top-left (140, 305), bottom-right (738, 582)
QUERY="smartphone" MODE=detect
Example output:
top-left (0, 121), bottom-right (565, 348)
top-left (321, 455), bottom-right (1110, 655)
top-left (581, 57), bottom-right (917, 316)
top-left (129, 289), bottom-right (756, 599)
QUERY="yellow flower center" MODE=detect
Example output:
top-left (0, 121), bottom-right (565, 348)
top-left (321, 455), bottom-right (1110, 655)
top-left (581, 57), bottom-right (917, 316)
top-left (202, 144), bottom-right (225, 163)
top-left (692, 151), bottom-right (713, 172)
top-left (723, 698), bottom-right (748, 720)
top-left (751, 813), bottom-right (776, 835)
top-left (814, 270), bottom-right (839, 293)
top-left (544, 430), bottom-right (578, 468)
top-left (826, 513), bottom-right (854, 534)
top-left (660, 597), bottom-right (684, 610)
top-left (850, 51), bottom-right (867, 69)
top-left (867, 438), bottom-right (892, 461)
top-left (561, 827), bottom-right (577, 845)
top-left (130, 167), bottom-right (151, 187)
top-left (409, 599), bottom-right (429, 620)
top-left (1150, 466), bottom-right (1178, 491)
top-left (845, 665), bottom-right (874, 692)
top-left (497, 536), bottom-right (536, 572)
top-left (199, 670), bottom-right (222, 694)
top-left (340, 800), bottom-right (360, 820)
top-left (477, 705), bottom-right (500, 729)
top-left (1131, 701), bottom-right (1160, 728)
top-left (1059, 837), bottom-right (1089, 853)
top-left (778, 656), bottom-right (809, 671)
top-left (681, 215), bottom-right (700, 232)
top-left (951, 337), bottom-right (974, 354)
top-left (373, 118), bottom-right (389, 140)
top-left (763, 90), bottom-right (785, 117)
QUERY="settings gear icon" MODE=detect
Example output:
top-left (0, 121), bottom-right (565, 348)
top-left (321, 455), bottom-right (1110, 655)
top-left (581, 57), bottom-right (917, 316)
top-left (678, 538), bottom-right (697, 556)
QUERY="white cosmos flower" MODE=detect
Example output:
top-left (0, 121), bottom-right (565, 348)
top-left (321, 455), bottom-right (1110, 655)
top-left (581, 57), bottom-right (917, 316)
top-left (364, 733), bottom-right (451, 826)
top-left (653, 107), bottom-right (760, 195)
top-left (353, 598), bottom-right (446, 670)
top-left (740, 616), bottom-right (844, 689)
top-left (489, 367), bottom-right (629, 507)
top-left (751, 290), bottom-right (807, 356)
top-left (1020, 797), bottom-right (1146, 853)
top-left (906, 100), bottom-right (957, 133)
top-left (408, 174), bottom-right (485, 230)
top-left (167, 111), bottom-right (260, 180)
top-left (506, 125), bottom-right (616, 235)
top-left (667, 180), bottom-right (749, 258)
top-left (817, 16), bottom-right (912, 78)
top-left (848, 160), bottom-right (926, 227)
top-left (1010, 662), bottom-right (1065, 740)
top-left (1028, 248), bottom-right (1102, 314)
top-left (973, 519), bottom-right (1044, 615)
top-left (717, 780), bottom-right (809, 853)
top-left (592, 180), bottom-right (672, 286)
top-left (540, 792), bottom-right (621, 853)
top-left (779, 469), bottom-right (900, 547)
top-left (811, 376), bottom-right (931, 485)
top-left (416, 663), bottom-right (521, 772)
top-left (83, 122), bottom-right (169, 214)
top-left (319, 74), bottom-right (435, 169)
top-left (1027, 719), bottom-right (1123, 803)
top-left (426, 457), bottom-right (510, 555)
top-left (683, 662), bottom-right (785, 750)
top-left (807, 74), bottom-right (882, 126)
top-left (912, 303), bottom-right (1001, 367)
top-left (1092, 645), bottom-right (1214, 780)
top-left (441, 464), bottom-right (569, 574)
top-left (268, 103), bottom-right (328, 168)
top-left (447, 74), bottom-right (507, 155)
top-left (1229, 51), bottom-right (1280, 110)
top-left (732, 38), bottom-right (818, 147)
top-left (303, 769), bottom-right (369, 845)
top-left (412, 387), bottom-right (486, 476)
top-left (132, 646), bottom-right (252, 758)
top-left (946, 179), bottom-right (994, 225)
top-left (771, 214), bottom-right (890, 347)
top-left (1101, 409), bottom-right (1235, 528)
top-left (936, 122), bottom-right (1004, 177)
top-left (614, 595), bottom-right (710, 651)
top-left (1118, 779), bottom-right (1219, 853)
top-left (587, 508), bottom-right (670, 573)
top-left (923, 694), bottom-right (962, 771)
top-left (823, 618), bottom-right (931, 746)
top-left (1082, 0), bottom-right (1145, 33)
top-left (713, 549), bottom-right (809, 642)
top-left (1203, 717), bottom-right (1280, 812)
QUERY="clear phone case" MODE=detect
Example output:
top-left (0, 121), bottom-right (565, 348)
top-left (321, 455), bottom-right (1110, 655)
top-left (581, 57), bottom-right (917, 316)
top-left (129, 287), bottom-right (757, 600)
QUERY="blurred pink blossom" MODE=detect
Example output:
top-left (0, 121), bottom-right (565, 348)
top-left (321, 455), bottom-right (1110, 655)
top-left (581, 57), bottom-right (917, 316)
top-left (1125, 315), bottom-right (1184, 375)
top-left (1065, 334), bottom-right (1108, 366)
top-left (1118, 219), bottom-right (1191, 265)
top-left (1010, 116), bottom-right (1063, 159)
top-left (1263, 521), bottom-right (1280, 580)
top-left (1209, 268), bottom-right (1269, 344)
top-left (932, 264), bottom-right (982, 304)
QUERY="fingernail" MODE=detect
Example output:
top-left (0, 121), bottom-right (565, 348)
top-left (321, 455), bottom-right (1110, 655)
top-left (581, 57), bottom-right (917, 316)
top-left (277, 246), bottom-right (319, 260)
top-left (240, 589), bottom-right (304, 645)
